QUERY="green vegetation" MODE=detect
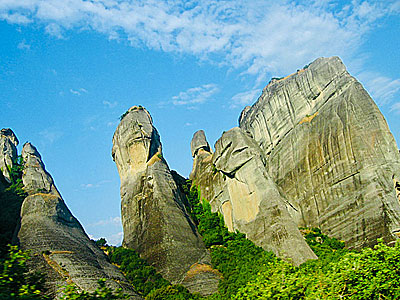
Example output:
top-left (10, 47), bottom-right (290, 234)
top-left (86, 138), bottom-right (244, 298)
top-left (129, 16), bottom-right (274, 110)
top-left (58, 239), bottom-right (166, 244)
top-left (106, 246), bottom-right (202, 299)
top-left (59, 279), bottom-right (128, 300)
top-left (183, 181), bottom-right (278, 299)
top-left (234, 236), bottom-right (400, 299)
top-left (94, 238), bottom-right (107, 248)
top-left (119, 110), bottom-right (130, 121)
top-left (0, 156), bottom-right (27, 258)
top-left (0, 246), bottom-right (129, 299)
top-left (183, 182), bottom-right (400, 300)
top-left (0, 245), bottom-right (46, 299)
top-left (107, 246), bottom-right (170, 297)
top-left (2, 172), bottom-right (400, 300)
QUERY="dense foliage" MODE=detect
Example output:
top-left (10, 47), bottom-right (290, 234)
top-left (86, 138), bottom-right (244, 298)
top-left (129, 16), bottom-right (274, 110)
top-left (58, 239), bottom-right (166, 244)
top-left (107, 246), bottom-right (170, 296)
top-left (183, 181), bottom-right (278, 299)
top-left (106, 245), bottom-right (200, 299)
top-left (0, 245), bottom-right (46, 299)
top-left (58, 279), bottom-right (128, 300)
top-left (234, 237), bottom-right (400, 299)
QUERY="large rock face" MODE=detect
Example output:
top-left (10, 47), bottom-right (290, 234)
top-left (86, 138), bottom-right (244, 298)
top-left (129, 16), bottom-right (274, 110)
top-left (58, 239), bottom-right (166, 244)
top-left (191, 56), bottom-right (400, 263)
top-left (112, 106), bottom-right (220, 295)
top-left (239, 56), bottom-right (400, 248)
top-left (16, 142), bottom-right (140, 299)
top-left (190, 129), bottom-right (317, 265)
top-left (0, 128), bottom-right (19, 182)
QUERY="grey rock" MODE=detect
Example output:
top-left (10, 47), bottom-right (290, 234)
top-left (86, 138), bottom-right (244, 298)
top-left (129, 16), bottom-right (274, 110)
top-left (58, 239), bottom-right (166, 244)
top-left (239, 56), bottom-right (400, 248)
top-left (21, 143), bottom-right (61, 196)
top-left (17, 143), bottom-right (141, 299)
top-left (0, 128), bottom-right (19, 182)
top-left (191, 130), bottom-right (211, 158)
top-left (191, 128), bottom-right (317, 265)
top-left (112, 106), bottom-right (220, 295)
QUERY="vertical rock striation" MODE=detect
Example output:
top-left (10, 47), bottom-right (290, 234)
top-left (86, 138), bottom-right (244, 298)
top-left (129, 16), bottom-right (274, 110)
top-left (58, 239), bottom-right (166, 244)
top-left (239, 56), bottom-right (400, 248)
top-left (0, 128), bottom-right (19, 182)
top-left (16, 142), bottom-right (141, 299)
top-left (112, 106), bottom-right (219, 295)
top-left (191, 56), bottom-right (400, 263)
top-left (190, 129), bottom-right (317, 265)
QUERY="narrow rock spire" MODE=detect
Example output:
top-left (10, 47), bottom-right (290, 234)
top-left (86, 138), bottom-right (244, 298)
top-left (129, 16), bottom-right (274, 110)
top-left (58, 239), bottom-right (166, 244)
top-left (0, 128), bottom-right (19, 182)
top-left (112, 106), bottom-right (220, 295)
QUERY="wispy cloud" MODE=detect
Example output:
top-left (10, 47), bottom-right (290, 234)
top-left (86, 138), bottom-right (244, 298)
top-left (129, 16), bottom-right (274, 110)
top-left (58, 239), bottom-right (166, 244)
top-left (231, 89), bottom-right (261, 108)
top-left (39, 128), bottom-right (63, 144)
top-left (1, 1), bottom-right (399, 78)
top-left (88, 216), bottom-right (121, 227)
top-left (80, 179), bottom-right (111, 189)
top-left (358, 72), bottom-right (400, 106)
top-left (171, 84), bottom-right (219, 106)
top-left (70, 88), bottom-right (88, 96)
top-left (17, 39), bottom-right (30, 50)
top-left (103, 100), bottom-right (118, 108)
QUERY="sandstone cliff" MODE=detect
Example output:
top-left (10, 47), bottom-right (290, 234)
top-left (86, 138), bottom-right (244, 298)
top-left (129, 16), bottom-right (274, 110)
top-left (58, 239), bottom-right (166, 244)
top-left (239, 56), bottom-right (400, 248)
top-left (15, 142), bottom-right (141, 299)
top-left (0, 128), bottom-right (19, 183)
top-left (190, 56), bottom-right (400, 264)
top-left (112, 106), bottom-right (220, 295)
top-left (190, 129), bottom-right (317, 265)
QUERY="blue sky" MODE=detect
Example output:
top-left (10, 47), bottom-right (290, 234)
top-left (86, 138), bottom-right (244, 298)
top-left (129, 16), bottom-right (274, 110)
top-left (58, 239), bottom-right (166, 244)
top-left (1, 0), bottom-right (399, 245)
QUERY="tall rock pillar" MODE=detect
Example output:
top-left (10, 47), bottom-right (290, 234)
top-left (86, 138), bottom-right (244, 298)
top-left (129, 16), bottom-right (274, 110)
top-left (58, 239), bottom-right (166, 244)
top-left (112, 106), bottom-right (219, 295)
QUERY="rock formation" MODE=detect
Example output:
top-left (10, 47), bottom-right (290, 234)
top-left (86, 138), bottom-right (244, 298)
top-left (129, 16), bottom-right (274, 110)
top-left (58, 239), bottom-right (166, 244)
top-left (191, 56), bottom-right (400, 261)
top-left (239, 56), bottom-right (400, 248)
top-left (112, 106), bottom-right (220, 295)
top-left (0, 128), bottom-right (19, 182)
top-left (16, 142), bottom-right (141, 299)
top-left (190, 129), bottom-right (317, 265)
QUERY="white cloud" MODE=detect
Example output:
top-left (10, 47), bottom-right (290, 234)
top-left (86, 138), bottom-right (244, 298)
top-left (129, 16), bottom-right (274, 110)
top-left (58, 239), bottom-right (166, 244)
top-left (107, 231), bottom-right (123, 246)
top-left (80, 179), bottom-right (112, 189)
top-left (70, 88), bottom-right (81, 96)
top-left (39, 128), bottom-right (63, 144)
top-left (103, 100), bottom-right (118, 108)
top-left (358, 72), bottom-right (400, 105)
top-left (17, 39), bottom-right (30, 50)
top-left (88, 216), bottom-right (121, 227)
top-left (231, 89), bottom-right (261, 108)
top-left (1, 1), bottom-right (399, 77)
top-left (172, 84), bottom-right (219, 106)
top-left (390, 102), bottom-right (400, 114)
top-left (70, 87), bottom-right (88, 96)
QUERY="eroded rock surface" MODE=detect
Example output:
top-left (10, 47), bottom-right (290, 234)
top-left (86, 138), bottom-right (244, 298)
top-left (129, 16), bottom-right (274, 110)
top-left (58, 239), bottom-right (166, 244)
top-left (112, 106), bottom-right (219, 295)
top-left (239, 56), bottom-right (400, 248)
top-left (17, 143), bottom-right (141, 299)
top-left (190, 129), bottom-right (316, 265)
top-left (0, 128), bottom-right (19, 182)
top-left (191, 130), bottom-right (211, 157)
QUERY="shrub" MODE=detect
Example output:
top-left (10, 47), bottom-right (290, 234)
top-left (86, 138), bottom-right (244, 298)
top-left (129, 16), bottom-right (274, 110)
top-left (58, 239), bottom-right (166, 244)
top-left (0, 245), bottom-right (46, 299)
